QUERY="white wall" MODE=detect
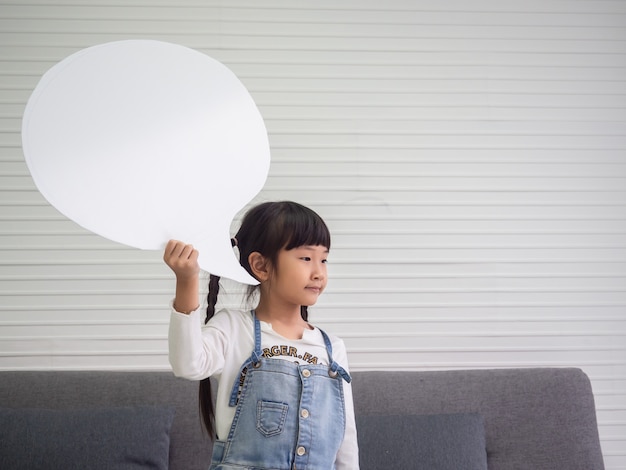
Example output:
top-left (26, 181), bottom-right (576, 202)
top-left (1, 0), bottom-right (625, 467)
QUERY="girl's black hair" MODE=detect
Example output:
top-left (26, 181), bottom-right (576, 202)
top-left (199, 201), bottom-right (331, 438)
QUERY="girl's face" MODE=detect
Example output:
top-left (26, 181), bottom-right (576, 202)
top-left (268, 245), bottom-right (329, 308)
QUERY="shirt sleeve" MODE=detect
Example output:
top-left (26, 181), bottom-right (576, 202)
top-left (167, 302), bottom-right (229, 380)
top-left (332, 338), bottom-right (360, 469)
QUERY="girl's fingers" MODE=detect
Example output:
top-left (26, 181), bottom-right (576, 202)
top-left (164, 239), bottom-right (182, 258)
top-left (180, 243), bottom-right (196, 259)
top-left (164, 240), bottom-right (198, 268)
top-left (186, 246), bottom-right (199, 262)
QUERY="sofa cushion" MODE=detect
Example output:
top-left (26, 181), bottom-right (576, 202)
top-left (356, 412), bottom-right (488, 470)
top-left (0, 405), bottom-right (175, 470)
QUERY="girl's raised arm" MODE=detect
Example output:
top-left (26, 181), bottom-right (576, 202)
top-left (163, 239), bottom-right (200, 314)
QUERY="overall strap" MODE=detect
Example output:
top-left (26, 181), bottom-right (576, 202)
top-left (320, 328), bottom-right (352, 383)
top-left (251, 310), bottom-right (263, 363)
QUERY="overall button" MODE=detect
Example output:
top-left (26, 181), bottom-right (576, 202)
top-left (297, 446), bottom-right (306, 456)
top-left (301, 409), bottom-right (309, 419)
top-left (302, 369), bottom-right (311, 378)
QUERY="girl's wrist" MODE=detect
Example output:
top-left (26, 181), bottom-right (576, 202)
top-left (173, 301), bottom-right (199, 315)
top-left (175, 270), bottom-right (199, 283)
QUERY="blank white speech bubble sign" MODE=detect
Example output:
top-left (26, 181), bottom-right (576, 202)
top-left (22, 40), bottom-right (268, 285)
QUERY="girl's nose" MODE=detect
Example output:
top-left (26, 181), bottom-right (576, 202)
top-left (312, 266), bottom-right (325, 280)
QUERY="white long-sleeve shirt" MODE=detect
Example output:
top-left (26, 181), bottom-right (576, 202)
top-left (168, 306), bottom-right (360, 469)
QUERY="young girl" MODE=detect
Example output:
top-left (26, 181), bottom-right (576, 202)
top-left (164, 201), bottom-right (359, 469)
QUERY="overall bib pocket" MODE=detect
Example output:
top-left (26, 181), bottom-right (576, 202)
top-left (256, 400), bottom-right (289, 437)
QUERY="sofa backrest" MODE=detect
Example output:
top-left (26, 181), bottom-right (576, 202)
top-left (0, 371), bottom-right (212, 470)
top-left (351, 368), bottom-right (605, 470)
top-left (0, 368), bottom-right (605, 470)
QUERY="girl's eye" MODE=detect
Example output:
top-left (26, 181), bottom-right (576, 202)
top-left (301, 257), bottom-right (311, 261)
top-left (322, 259), bottom-right (328, 264)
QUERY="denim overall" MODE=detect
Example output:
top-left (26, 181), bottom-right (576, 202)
top-left (209, 312), bottom-right (352, 470)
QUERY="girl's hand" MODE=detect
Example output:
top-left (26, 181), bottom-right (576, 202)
top-left (164, 240), bottom-right (200, 314)
top-left (164, 240), bottom-right (200, 280)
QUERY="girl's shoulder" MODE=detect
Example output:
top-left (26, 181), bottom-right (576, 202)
top-left (208, 307), bottom-right (254, 331)
top-left (314, 326), bottom-right (349, 361)
top-left (313, 323), bottom-right (344, 344)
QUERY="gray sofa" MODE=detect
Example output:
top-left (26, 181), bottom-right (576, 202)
top-left (0, 368), bottom-right (605, 469)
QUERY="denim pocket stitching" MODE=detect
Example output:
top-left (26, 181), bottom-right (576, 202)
top-left (256, 400), bottom-right (289, 437)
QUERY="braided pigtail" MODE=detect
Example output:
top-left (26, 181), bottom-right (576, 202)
top-left (198, 274), bottom-right (220, 439)
top-left (198, 238), bottom-right (238, 439)
top-left (206, 274), bottom-right (220, 322)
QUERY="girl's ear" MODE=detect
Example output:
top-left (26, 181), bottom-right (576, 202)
top-left (248, 252), bottom-right (270, 281)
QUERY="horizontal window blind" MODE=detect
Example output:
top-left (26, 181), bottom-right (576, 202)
top-left (0, 1), bottom-right (624, 467)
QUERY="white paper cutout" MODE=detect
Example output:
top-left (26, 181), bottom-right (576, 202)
top-left (22, 40), bottom-right (269, 284)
